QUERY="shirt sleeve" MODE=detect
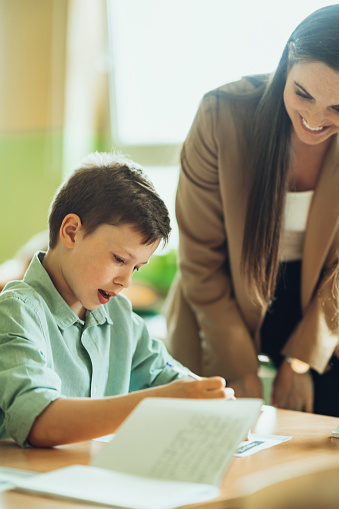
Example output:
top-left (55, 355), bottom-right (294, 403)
top-left (129, 311), bottom-right (185, 391)
top-left (0, 293), bottom-right (62, 447)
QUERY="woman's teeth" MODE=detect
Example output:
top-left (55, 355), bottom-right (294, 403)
top-left (302, 117), bottom-right (324, 131)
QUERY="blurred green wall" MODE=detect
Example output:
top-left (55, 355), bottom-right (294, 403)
top-left (0, 133), bottom-right (62, 262)
top-left (0, 0), bottom-right (109, 264)
top-left (0, 0), bottom-right (68, 263)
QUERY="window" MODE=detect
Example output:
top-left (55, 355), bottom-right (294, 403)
top-left (106, 0), bottom-right (337, 251)
top-left (106, 0), bottom-right (336, 150)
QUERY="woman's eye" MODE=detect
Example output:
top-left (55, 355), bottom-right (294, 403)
top-left (296, 90), bottom-right (311, 101)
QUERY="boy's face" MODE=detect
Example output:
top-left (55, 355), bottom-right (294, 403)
top-left (60, 221), bottom-right (160, 319)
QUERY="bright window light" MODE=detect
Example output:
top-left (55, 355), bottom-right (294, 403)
top-left (106, 0), bottom-right (337, 146)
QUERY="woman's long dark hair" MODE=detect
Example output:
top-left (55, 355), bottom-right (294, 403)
top-left (241, 4), bottom-right (339, 305)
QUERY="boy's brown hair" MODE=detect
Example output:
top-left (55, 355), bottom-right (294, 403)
top-left (48, 152), bottom-right (171, 249)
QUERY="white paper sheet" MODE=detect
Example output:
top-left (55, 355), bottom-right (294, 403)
top-left (234, 434), bottom-right (291, 457)
top-left (15, 465), bottom-right (219, 509)
top-left (0, 467), bottom-right (36, 493)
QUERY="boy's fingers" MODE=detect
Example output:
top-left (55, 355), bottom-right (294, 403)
top-left (203, 378), bottom-right (235, 400)
top-left (203, 376), bottom-right (226, 390)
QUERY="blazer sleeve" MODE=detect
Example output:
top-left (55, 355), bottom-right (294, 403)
top-left (176, 92), bottom-right (259, 380)
top-left (282, 242), bottom-right (339, 373)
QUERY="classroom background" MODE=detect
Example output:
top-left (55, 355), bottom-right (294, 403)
top-left (0, 0), bottom-right (337, 321)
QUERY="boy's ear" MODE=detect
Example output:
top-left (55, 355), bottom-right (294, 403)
top-left (59, 214), bottom-right (83, 249)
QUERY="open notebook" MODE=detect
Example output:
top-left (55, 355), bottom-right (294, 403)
top-left (15, 397), bottom-right (263, 509)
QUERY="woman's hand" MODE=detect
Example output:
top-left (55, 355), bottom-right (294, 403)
top-left (271, 359), bottom-right (314, 412)
top-left (228, 373), bottom-right (263, 399)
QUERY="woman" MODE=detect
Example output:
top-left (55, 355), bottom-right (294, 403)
top-left (166, 5), bottom-right (339, 416)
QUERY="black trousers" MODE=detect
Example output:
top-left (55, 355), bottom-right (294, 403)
top-left (260, 261), bottom-right (339, 417)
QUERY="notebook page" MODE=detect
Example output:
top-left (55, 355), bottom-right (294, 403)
top-left (15, 465), bottom-right (219, 509)
top-left (92, 398), bottom-right (263, 486)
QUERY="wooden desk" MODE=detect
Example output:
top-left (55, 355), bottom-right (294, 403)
top-left (1, 408), bottom-right (339, 509)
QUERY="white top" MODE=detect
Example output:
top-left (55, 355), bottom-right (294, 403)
top-left (279, 191), bottom-right (314, 262)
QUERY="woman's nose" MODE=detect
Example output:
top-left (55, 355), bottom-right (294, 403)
top-left (305, 107), bottom-right (325, 128)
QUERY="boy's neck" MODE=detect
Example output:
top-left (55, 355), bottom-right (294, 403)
top-left (42, 248), bottom-right (86, 320)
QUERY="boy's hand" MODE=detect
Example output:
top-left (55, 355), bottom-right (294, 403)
top-left (162, 376), bottom-right (235, 400)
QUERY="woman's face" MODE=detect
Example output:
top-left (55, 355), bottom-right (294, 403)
top-left (283, 61), bottom-right (339, 146)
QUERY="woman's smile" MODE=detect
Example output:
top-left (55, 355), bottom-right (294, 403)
top-left (299, 115), bottom-right (329, 134)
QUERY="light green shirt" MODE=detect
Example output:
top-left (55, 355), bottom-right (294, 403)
top-left (0, 252), bottom-right (182, 447)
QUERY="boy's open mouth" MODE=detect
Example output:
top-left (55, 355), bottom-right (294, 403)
top-left (98, 289), bottom-right (110, 299)
top-left (97, 289), bottom-right (117, 304)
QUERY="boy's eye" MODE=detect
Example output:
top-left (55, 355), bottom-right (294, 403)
top-left (133, 266), bottom-right (140, 272)
top-left (114, 255), bottom-right (125, 264)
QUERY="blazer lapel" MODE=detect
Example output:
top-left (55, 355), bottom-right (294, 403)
top-left (302, 134), bottom-right (339, 309)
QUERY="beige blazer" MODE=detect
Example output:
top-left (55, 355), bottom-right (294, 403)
top-left (165, 77), bottom-right (339, 380)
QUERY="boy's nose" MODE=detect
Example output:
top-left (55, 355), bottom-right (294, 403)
top-left (115, 268), bottom-right (133, 289)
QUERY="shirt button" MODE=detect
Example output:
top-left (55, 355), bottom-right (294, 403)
top-left (93, 386), bottom-right (97, 394)
top-left (83, 330), bottom-right (87, 335)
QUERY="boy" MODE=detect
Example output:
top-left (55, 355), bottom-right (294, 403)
top-left (0, 152), bottom-right (233, 448)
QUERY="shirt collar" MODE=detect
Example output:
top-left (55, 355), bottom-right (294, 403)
top-left (24, 251), bottom-right (113, 329)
